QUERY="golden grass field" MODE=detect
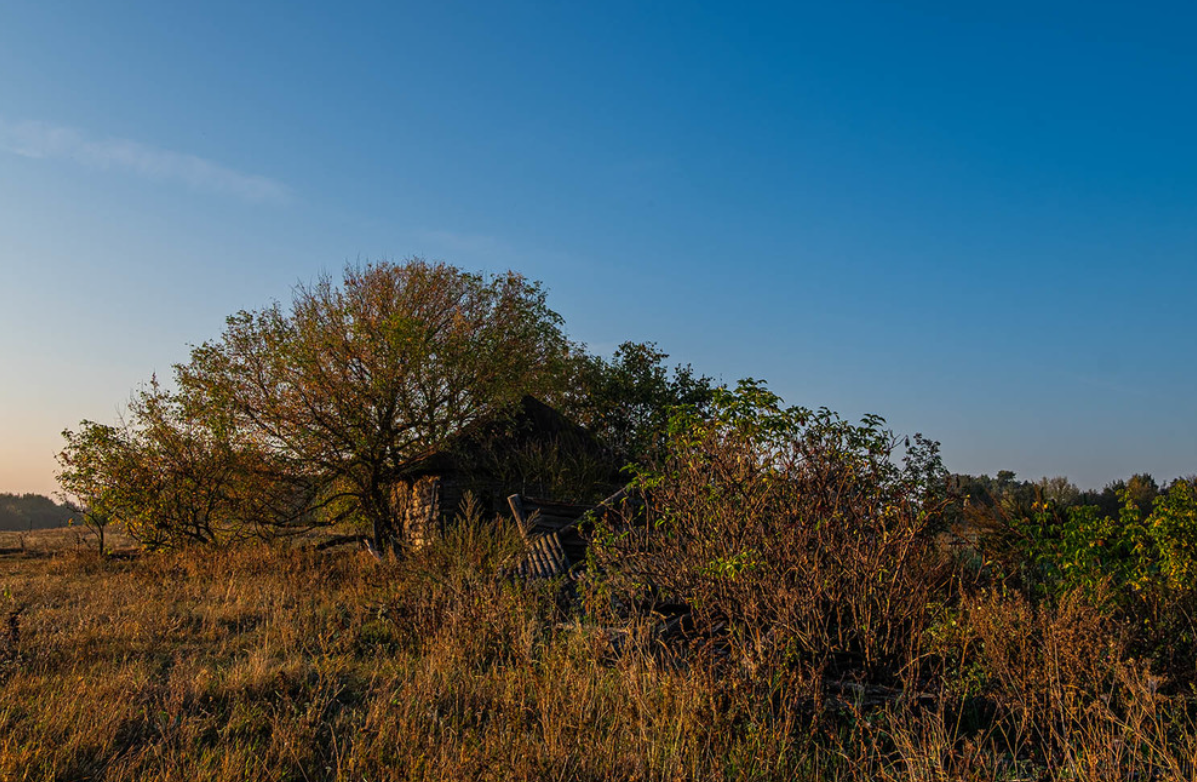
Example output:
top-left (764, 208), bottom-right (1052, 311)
top-left (2, 524), bottom-right (799, 781)
top-left (2, 523), bottom-right (1196, 782)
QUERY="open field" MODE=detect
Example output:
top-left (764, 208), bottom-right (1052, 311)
top-left (5, 525), bottom-right (806, 781)
top-left (3, 520), bottom-right (1197, 782)
top-left (0, 527), bottom-right (138, 557)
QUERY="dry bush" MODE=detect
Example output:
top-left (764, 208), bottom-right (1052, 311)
top-left (784, 585), bottom-right (1197, 782)
top-left (957, 586), bottom-right (1197, 779)
top-left (591, 381), bottom-right (954, 684)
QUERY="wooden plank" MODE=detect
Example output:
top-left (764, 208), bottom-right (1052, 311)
top-left (543, 533), bottom-right (568, 574)
top-left (516, 531), bottom-right (572, 579)
top-left (534, 544), bottom-right (553, 577)
top-left (527, 518), bottom-right (577, 537)
top-left (507, 494), bottom-right (529, 542)
top-left (521, 498), bottom-right (593, 514)
top-left (533, 538), bottom-right (552, 576)
top-left (533, 513), bottom-right (584, 526)
top-left (533, 539), bottom-right (551, 575)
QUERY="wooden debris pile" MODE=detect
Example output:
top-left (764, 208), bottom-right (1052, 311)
top-left (506, 488), bottom-right (630, 580)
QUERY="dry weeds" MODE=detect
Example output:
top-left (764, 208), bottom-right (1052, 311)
top-left (1, 523), bottom-right (1194, 781)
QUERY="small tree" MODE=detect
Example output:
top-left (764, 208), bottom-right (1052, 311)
top-left (57, 421), bottom-right (133, 551)
top-left (57, 498), bottom-right (109, 555)
top-left (58, 380), bottom-right (245, 548)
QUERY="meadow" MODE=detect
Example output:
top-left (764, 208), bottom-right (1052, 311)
top-left (3, 514), bottom-right (1196, 782)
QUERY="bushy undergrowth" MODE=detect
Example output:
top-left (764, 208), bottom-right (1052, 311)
top-left (590, 380), bottom-right (952, 684)
top-left (972, 477), bottom-right (1197, 687)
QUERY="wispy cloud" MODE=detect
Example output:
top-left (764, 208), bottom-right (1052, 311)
top-left (0, 118), bottom-right (291, 204)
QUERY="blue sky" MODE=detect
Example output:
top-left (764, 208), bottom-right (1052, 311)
top-left (2, 1), bottom-right (1194, 495)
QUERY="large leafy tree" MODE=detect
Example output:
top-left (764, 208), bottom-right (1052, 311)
top-left (177, 260), bottom-right (572, 550)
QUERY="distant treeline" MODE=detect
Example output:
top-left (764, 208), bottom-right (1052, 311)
top-left (952, 470), bottom-right (1180, 519)
top-left (0, 493), bottom-right (74, 531)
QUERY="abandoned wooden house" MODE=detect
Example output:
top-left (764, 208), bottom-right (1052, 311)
top-left (390, 395), bottom-right (622, 551)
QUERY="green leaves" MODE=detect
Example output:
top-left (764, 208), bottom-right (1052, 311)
top-left (1000, 479), bottom-right (1197, 623)
top-left (566, 340), bottom-right (715, 465)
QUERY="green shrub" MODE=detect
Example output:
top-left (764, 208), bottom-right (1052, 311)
top-left (984, 479), bottom-right (1197, 680)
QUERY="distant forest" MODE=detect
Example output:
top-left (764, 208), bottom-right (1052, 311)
top-left (951, 470), bottom-right (1175, 518)
top-left (0, 493), bottom-right (74, 531)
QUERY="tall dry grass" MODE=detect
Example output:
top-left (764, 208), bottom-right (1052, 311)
top-left (0, 521), bottom-right (831, 781)
top-left (2, 514), bottom-right (1196, 781)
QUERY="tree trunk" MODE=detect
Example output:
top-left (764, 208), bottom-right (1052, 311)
top-left (364, 484), bottom-right (397, 554)
top-left (371, 515), bottom-right (393, 554)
